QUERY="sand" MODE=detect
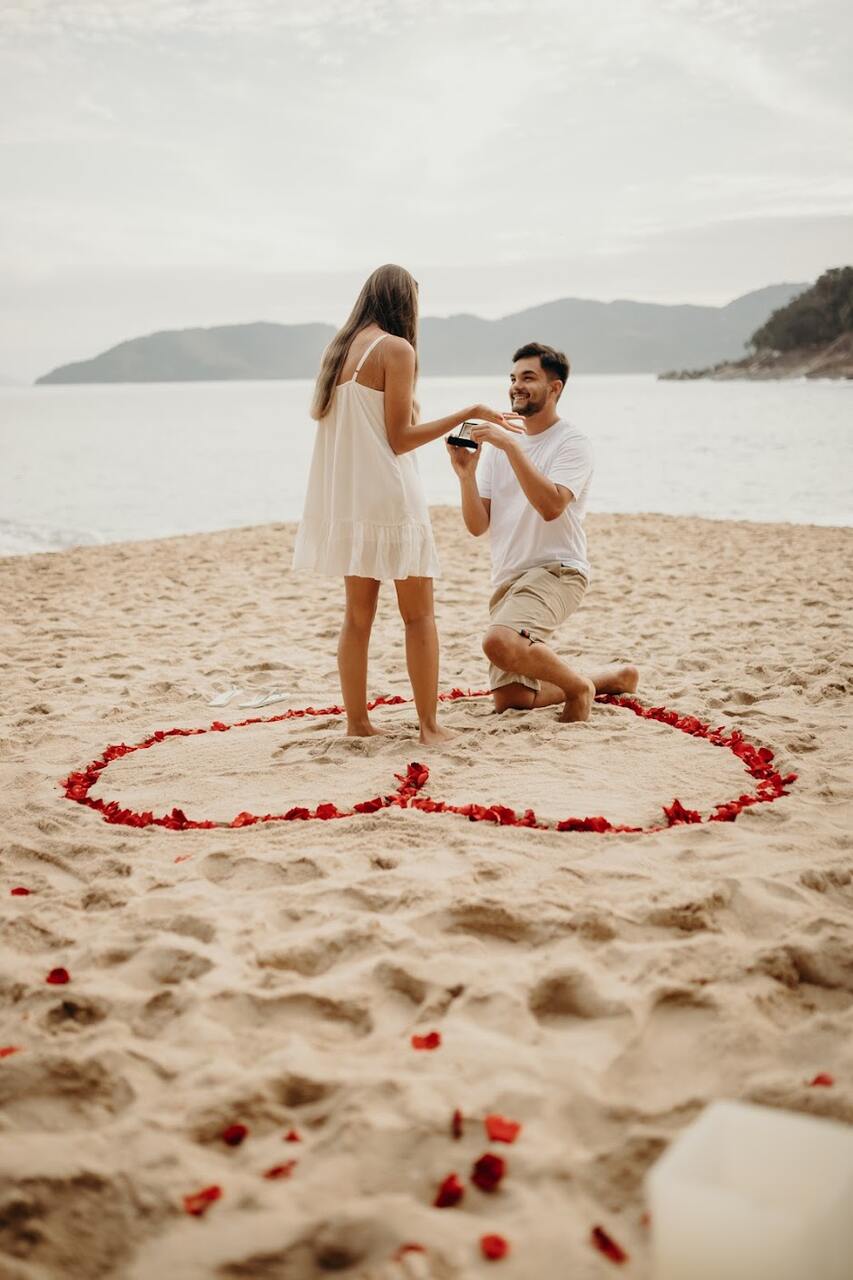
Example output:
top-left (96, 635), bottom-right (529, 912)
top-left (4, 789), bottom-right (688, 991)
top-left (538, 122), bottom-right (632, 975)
top-left (2, 508), bottom-right (852, 1279)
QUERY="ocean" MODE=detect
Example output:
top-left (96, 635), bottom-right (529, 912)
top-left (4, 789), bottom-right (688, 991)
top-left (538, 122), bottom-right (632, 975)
top-left (1, 374), bottom-right (850, 556)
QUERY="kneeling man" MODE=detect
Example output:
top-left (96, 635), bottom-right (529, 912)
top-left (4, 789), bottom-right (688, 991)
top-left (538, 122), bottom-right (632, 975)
top-left (448, 342), bottom-right (637, 721)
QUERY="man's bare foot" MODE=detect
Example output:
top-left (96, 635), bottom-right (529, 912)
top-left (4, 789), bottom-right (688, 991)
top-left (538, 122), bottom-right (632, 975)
top-left (558, 675), bottom-right (595, 722)
top-left (419, 722), bottom-right (457, 746)
top-left (345, 720), bottom-right (385, 737)
top-left (591, 663), bottom-right (640, 696)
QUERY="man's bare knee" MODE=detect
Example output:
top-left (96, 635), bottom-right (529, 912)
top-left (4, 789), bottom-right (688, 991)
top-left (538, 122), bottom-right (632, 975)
top-left (482, 627), bottom-right (523, 670)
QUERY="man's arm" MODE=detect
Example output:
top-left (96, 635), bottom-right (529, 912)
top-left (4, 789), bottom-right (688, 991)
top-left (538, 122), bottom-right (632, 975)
top-left (446, 440), bottom-right (491, 535)
top-left (469, 426), bottom-right (571, 521)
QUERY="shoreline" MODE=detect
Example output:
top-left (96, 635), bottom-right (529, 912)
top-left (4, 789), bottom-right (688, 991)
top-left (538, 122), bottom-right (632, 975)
top-left (3, 506), bottom-right (852, 563)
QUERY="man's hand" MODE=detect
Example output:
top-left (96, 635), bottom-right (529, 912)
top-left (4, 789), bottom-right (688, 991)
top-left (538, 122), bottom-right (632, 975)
top-left (446, 438), bottom-right (481, 475)
top-left (469, 423), bottom-right (522, 453)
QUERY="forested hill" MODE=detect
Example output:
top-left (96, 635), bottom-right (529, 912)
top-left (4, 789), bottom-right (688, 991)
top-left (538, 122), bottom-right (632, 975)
top-left (35, 282), bottom-right (806, 384)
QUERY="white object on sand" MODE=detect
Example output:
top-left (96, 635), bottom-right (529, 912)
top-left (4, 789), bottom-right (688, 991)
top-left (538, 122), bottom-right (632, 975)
top-left (237, 690), bottom-right (289, 709)
top-left (646, 1099), bottom-right (853, 1280)
top-left (206, 686), bottom-right (243, 707)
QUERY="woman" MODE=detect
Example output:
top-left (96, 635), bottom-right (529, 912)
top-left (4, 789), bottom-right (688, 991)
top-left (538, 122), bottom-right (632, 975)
top-left (292, 263), bottom-right (519, 745)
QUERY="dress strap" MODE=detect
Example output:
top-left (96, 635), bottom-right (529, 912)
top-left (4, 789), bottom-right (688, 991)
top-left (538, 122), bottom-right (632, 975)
top-left (353, 333), bottom-right (388, 382)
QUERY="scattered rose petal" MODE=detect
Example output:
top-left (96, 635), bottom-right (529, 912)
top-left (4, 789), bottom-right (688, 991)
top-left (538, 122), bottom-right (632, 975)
top-left (434, 1173), bottom-right (465, 1208)
top-left (411, 1030), bottom-right (441, 1051)
top-left (471, 1153), bottom-right (506, 1193)
top-left (222, 1123), bottom-right (249, 1146)
top-left (264, 1160), bottom-right (297, 1179)
top-left (452, 1108), bottom-right (464, 1139)
top-left (284, 1128), bottom-right (302, 1142)
top-left (0, 1046), bottom-right (23, 1059)
top-left (809, 1072), bottom-right (835, 1087)
top-left (484, 1114), bottom-right (521, 1144)
top-left (591, 1225), bottom-right (629, 1264)
top-left (10, 887), bottom-right (31, 896)
top-left (480, 1234), bottom-right (509, 1261)
top-left (183, 1185), bottom-right (222, 1216)
top-left (46, 967), bottom-right (70, 985)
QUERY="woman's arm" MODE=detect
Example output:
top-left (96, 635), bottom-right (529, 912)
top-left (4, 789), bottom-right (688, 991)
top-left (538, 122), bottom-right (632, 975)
top-left (383, 339), bottom-right (517, 455)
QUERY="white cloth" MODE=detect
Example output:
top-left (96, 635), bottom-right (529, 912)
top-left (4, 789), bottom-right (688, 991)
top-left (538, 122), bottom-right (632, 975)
top-left (292, 335), bottom-right (440, 581)
top-left (476, 418), bottom-right (593, 587)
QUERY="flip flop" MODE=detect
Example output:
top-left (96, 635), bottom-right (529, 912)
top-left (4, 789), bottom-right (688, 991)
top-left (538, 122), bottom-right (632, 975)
top-left (237, 690), bottom-right (289, 709)
top-left (207, 686), bottom-right (243, 707)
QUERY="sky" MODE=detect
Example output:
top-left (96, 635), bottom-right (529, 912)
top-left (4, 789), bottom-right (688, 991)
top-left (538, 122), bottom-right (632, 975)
top-left (1, 0), bottom-right (852, 382)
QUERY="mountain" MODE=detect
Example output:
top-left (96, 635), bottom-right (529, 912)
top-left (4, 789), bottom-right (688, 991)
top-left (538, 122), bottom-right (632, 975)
top-left (35, 283), bottom-right (807, 384)
top-left (660, 268), bottom-right (853, 380)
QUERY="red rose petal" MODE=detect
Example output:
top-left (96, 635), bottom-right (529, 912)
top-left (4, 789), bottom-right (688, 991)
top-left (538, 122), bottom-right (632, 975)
top-left (284, 1128), bottom-right (301, 1142)
top-left (591, 1225), bottom-right (629, 1264)
top-left (264, 1160), bottom-right (297, 1179)
top-left (480, 1234), bottom-right (510, 1260)
top-left (46, 967), bottom-right (70, 985)
top-left (222, 1123), bottom-right (249, 1146)
top-left (411, 1030), bottom-right (441, 1050)
top-left (183, 1184), bottom-right (222, 1216)
top-left (434, 1173), bottom-right (465, 1208)
top-left (809, 1072), bottom-right (835, 1087)
top-left (0, 1046), bottom-right (23, 1059)
top-left (484, 1114), bottom-right (521, 1144)
top-left (471, 1152), bottom-right (506, 1193)
top-left (452, 1108), bottom-right (464, 1139)
top-left (10, 887), bottom-right (31, 896)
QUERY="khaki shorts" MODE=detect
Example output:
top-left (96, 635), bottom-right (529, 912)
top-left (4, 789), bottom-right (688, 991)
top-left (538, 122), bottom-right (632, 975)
top-left (488, 562), bottom-right (588, 692)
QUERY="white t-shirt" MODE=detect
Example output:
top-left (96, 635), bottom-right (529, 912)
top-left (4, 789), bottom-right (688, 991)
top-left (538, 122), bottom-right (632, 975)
top-left (476, 418), bottom-right (593, 587)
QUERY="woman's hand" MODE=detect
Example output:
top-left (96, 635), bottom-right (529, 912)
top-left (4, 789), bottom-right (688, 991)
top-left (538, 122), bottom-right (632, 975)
top-left (468, 405), bottom-right (525, 430)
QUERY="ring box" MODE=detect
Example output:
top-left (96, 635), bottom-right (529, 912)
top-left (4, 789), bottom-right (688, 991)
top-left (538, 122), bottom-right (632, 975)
top-left (447, 420), bottom-right (478, 450)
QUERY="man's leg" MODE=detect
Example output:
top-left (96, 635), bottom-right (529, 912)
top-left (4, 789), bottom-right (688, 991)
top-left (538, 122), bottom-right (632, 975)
top-left (489, 635), bottom-right (639, 717)
top-left (484, 625), bottom-right (594, 721)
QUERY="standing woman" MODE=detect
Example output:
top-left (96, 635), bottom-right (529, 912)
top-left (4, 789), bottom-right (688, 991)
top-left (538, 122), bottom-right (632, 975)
top-left (293, 263), bottom-right (518, 745)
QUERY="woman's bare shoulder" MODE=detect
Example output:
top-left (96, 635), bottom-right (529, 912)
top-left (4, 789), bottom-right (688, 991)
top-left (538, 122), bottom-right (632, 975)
top-left (382, 334), bottom-right (415, 362)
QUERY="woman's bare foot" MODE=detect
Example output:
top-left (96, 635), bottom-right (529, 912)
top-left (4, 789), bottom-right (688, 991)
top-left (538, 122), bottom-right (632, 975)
top-left (558, 675), bottom-right (595, 722)
top-left (591, 663), bottom-right (640, 696)
top-left (418, 722), bottom-right (457, 747)
top-left (345, 720), bottom-right (385, 737)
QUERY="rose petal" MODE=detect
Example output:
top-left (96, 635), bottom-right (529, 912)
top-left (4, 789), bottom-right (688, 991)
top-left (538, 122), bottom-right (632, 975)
top-left (284, 1128), bottom-right (302, 1142)
top-left (471, 1152), bottom-right (506, 1193)
top-left (222, 1123), bottom-right (249, 1146)
top-left (183, 1185), bottom-right (222, 1216)
top-left (809, 1072), bottom-right (835, 1087)
top-left (264, 1160), bottom-right (297, 1179)
top-left (480, 1234), bottom-right (510, 1261)
top-left (452, 1108), bottom-right (464, 1139)
top-left (393, 1243), bottom-right (427, 1260)
top-left (411, 1031), bottom-right (441, 1051)
top-left (434, 1173), bottom-right (465, 1208)
top-left (591, 1225), bottom-right (628, 1264)
top-left (484, 1114), bottom-right (521, 1144)
top-left (46, 967), bottom-right (70, 985)
top-left (10, 887), bottom-right (31, 896)
top-left (0, 1046), bottom-right (23, 1059)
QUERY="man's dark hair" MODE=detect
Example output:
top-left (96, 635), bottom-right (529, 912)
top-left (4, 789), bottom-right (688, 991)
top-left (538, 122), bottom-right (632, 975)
top-left (512, 342), bottom-right (570, 394)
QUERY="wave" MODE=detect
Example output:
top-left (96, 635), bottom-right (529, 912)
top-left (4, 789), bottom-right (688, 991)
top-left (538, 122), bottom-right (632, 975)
top-left (0, 518), bottom-right (105, 558)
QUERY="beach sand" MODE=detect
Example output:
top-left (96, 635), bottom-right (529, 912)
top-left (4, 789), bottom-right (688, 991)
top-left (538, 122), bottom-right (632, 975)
top-left (2, 508), bottom-right (852, 1279)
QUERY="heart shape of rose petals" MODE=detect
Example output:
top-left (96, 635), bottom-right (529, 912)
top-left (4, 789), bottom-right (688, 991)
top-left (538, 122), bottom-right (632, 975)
top-left (60, 690), bottom-right (796, 835)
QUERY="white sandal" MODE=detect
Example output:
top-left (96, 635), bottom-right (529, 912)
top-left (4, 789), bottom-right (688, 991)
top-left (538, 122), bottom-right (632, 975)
top-left (207, 686), bottom-right (243, 707)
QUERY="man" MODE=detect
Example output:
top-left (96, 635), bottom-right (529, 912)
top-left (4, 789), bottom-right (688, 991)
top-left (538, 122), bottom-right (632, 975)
top-left (447, 342), bottom-right (638, 721)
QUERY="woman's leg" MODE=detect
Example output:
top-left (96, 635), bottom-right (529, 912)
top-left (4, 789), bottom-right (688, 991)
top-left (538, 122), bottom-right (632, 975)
top-left (339, 576), bottom-right (382, 736)
top-left (394, 576), bottom-right (454, 746)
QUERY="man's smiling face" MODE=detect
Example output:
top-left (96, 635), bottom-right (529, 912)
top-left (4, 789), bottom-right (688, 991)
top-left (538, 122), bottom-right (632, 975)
top-left (509, 357), bottom-right (558, 417)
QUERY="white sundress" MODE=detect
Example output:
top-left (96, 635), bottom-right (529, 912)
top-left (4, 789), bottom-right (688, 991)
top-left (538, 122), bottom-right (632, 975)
top-left (292, 333), bottom-right (440, 580)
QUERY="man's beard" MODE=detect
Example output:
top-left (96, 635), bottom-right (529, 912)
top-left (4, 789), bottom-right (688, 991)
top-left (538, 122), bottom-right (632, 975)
top-left (510, 392), bottom-right (545, 417)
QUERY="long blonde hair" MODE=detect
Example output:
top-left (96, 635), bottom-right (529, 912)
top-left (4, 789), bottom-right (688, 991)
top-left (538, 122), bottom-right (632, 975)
top-left (311, 263), bottom-right (419, 421)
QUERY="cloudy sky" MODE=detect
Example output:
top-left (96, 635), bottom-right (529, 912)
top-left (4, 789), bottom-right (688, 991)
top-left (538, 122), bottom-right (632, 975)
top-left (1, 0), bottom-right (851, 381)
